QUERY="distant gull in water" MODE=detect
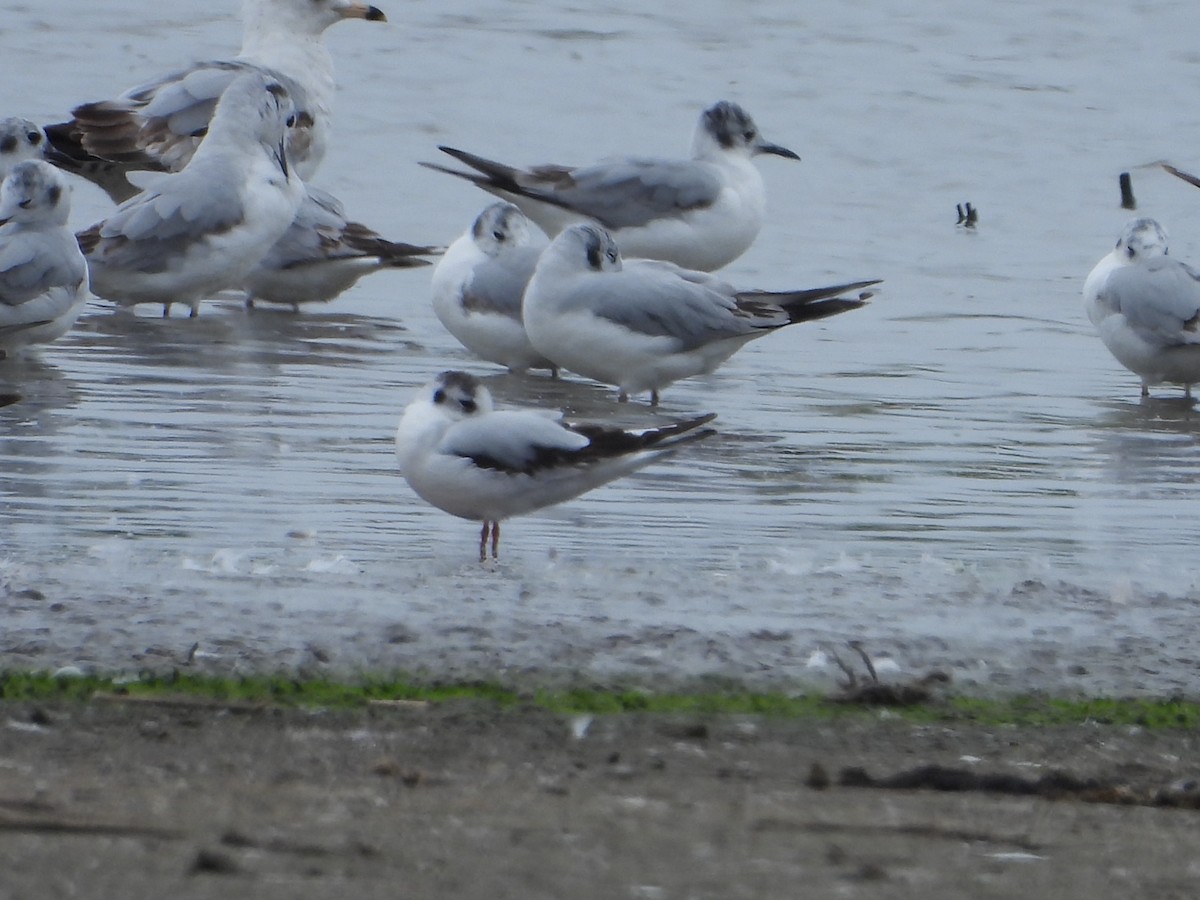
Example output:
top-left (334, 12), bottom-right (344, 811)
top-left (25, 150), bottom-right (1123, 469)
top-left (431, 202), bottom-right (556, 373)
top-left (243, 185), bottom-right (441, 310)
top-left (78, 73), bottom-right (305, 318)
top-left (45, 0), bottom-right (387, 203)
top-left (422, 101), bottom-right (800, 272)
top-left (522, 223), bottom-right (879, 405)
top-left (0, 161), bottom-right (89, 357)
top-left (394, 370), bottom-right (716, 560)
top-left (1084, 217), bottom-right (1200, 399)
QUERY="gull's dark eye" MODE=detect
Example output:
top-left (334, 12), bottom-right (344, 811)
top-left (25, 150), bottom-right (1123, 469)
top-left (460, 399), bottom-right (477, 413)
top-left (1126, 246), bottom-right (1136, 259)
top-left (493, 230), bottom-right (505, 241)
top-left (27, 131), bottom-right (41, 146)
top-left (606, 248), bottom-right (618, 263)
top-left (743, 130), bottom-right (755, 142)
top-left (286, 114), bottom-right (297, 128)
top-left (433, 389), bottom-right (446, 404)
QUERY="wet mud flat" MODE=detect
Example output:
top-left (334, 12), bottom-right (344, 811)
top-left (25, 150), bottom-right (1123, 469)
top-left (1, 696), bottom-right (1198, 898)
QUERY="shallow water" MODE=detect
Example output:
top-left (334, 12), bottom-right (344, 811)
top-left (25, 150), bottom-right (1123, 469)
top-left (2, 0), bottom-right (1200, 694)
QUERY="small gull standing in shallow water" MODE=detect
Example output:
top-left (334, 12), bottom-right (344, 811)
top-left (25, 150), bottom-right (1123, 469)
top-left (243, 185), bottom-right (441, 310)
top-left (431, 202), bottom-right (556, 373)
top-left (422, 101), bottom-right (799, 272)
top-left (1084, 217), bottom-right (1200, 399)
top-left (77, 73), bottom-right (305, 318)
top-left (395, 370), bottom-right (716, 561)
top-left (0, 161), bottom-right (89, 357)
top-left (45, 0), bottom-right (387, 203)
top-left (522, 224), bottom-right (879, 405)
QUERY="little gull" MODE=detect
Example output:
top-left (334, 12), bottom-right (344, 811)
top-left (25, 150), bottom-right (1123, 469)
top-left (45, 0), bottom-right (386, 203)
top-left (522, 224), bottom-right (879, 405)
top-left (1084, 217), bottom-right (1200, 398)
top-left (77, 73), bottom-right (305, 317)
top-left (243, 185), bottom-right (441, 310)
top-left (431, 202), bottom-right (556, 373)
top-left (0, 119), bottom-right (53, 179)
top-left (395, 370), bottom-right (716, 561)
top-left (0, 161), bottom-right (89, 357)
top-left (422, 101), bottom-right (799, 272)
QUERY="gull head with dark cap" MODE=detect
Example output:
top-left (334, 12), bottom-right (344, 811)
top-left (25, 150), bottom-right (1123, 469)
top-left (565, 223), bottom-right (623, 274)
top-left (695, 101), bottom-right (800, 162)
top-left (0, 160), bottom-right (71, 227)
top-left (1115, 217), bottom-right (1168, 262)
top-left (472, 202), bottom-right (539, 259)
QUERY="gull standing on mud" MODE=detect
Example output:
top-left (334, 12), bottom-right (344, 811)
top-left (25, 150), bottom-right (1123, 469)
top-left (78, 74), bottom-right (305, 318)
top-left (431, 202), bottom-right (556, 373)
top-left (422, 101), bottom-right (799, 272)
top-left (395, 370), bottom-right (716, 561)
top-left (45, 0), bottom-right (387, 203)
top-left (1084, 217), bottom-right (1200, 398)
top-left (0, 161), bottom-right (89, 357)
top-left (243, 186), bottom-right (441, 310)
top-left (522, 224), bottom-right (879, 405)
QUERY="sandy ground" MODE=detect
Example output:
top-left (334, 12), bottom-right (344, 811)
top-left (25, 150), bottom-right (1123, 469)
top-left (1, 696), bottom-right (1198, 899)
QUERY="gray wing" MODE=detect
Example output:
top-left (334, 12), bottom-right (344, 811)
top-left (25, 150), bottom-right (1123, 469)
top-left (462, 246), bottom-right (542, 318)
top-left (531, 158), bottom-right (724, 229)
top-left (1103, 258), bottom-right (1200, 347)
top-left (439, 410), bottom-right (588, 473)
top-left (80, 170), bottom-right (245, 274)
top-left (571, 260), bottom-right (771, 350)
top-left (0, 228), bottom-right (87, 306)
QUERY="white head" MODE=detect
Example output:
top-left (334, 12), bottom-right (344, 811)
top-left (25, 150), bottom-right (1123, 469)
top-left (550, 224), bottom-right (623, 274)
top-left (1114, 217), bottom-right (1168, 263)
top-left (0, 160), bottom-right (71, 227)
top-left (471, 202), bottom-right (537, 258)
top-left (691, 101), bottom-right (800, 163)
top-left (0, 119), bottom-right (47, 179)
top-left (241, 0), bottom-right (386, 39)
top-left (207, 73), bottom-right (297, 174)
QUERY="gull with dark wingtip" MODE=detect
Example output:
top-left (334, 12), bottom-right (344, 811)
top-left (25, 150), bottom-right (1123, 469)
top-left (422, 101), bottom-right (799, 272)
top-left (522, 224), bottom-right (879, 405)
top-left (395, 371), bottom-right (716, 561)
top-left (44, 0), bottom-right (387, 204)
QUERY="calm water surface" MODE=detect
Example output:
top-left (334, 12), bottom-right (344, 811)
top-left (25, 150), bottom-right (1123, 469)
top-left (2, 0), bottom-right (1199, 693)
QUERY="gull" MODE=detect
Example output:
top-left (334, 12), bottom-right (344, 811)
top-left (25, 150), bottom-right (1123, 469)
top-left (522, 224), bottom-right (879, 405)
top-left (430, 202), bottom-right (557, 373)
top-left (0, 119), bottom-right (52, 179)
top-left (395, 370), bottom-right (716, 561)
top-left (0, 161), bottom-right (89, 357)
top-left (1084, 217), bottom-right (1200, 398)
top-left (243, 185), bottom-right (441, 310)
top-left (421, 101), bottom-right (799, 272)
top-left (45, 0), bottom-right (386, 203)
top-left (77, 73), bottom-right (306, 317)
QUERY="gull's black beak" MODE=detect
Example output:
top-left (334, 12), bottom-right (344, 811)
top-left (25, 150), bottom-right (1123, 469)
top-left (277, 137), bottom-right (289, 178)
top-left (756, 141), bottom-right (801, 161)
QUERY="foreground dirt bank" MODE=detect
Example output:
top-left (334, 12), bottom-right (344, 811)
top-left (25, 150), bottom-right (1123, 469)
top-left (1, 697), bottom-right (1198, 899)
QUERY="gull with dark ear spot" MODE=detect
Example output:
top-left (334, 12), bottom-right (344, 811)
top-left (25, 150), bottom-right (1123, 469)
top-left (77, 73), bottom-right (305, 318)
top-left (243, 185), bottom-right (442, 310)
top-left (421, 101), bottom-right (799, 272)
top-left (522, 224), bottom-right (879, 406)
top-left (44, 0), bottom-right (388, 204)
top-left (431, 202), bottom-right (556, 373)
top-left (1084, 217), bottom-right (1200, 399)
top-left (395, 370), bottom-right (716, 561)
top-left (0, 161), bottom-right (89, 357)
top-left (0, 119), bottom-right (51, 180)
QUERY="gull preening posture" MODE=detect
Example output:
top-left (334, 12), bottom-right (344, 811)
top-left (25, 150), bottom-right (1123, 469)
top-left (522, 224), bottom-right (879, 405)
top-left (1084, 217), bottom-right (1200, 399)
top-left (45, 0), bottom-right (386, 203)
top-left (243, 186), bottom-right (441, 309)
top-left (395, 370), bottom-right (717, 561)
top-left (0, 161), bottom-right (89, 357)
top-left (77, 73), bottom-right (306, 318)
top-left (422, 101), bottom-right (800, 272)
top-left (431, 202), bottom-right (556, 373)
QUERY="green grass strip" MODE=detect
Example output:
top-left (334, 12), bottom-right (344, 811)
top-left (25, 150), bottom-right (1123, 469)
top-left (0, 671), bottom-right (1197, 729)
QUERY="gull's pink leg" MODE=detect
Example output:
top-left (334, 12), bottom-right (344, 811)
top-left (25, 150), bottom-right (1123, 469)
top-left (491, 521), bottom-right (500, 559)
top-left (479, 522), bottom-right (489, 562)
